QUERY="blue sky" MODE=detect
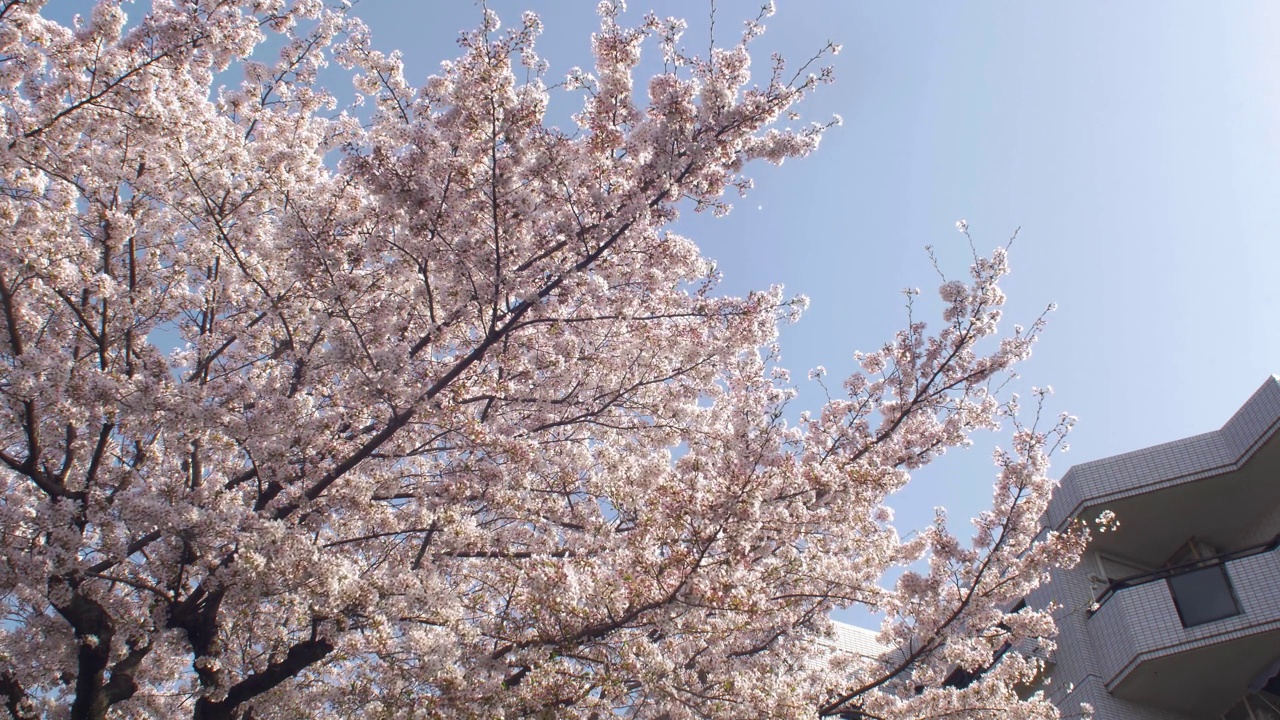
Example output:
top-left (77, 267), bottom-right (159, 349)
top-left (366, 1), bottom-right (1280, 548)
top-left (354, 0), bottom-right (1280, 451)
top-left (53, 0), bottom-right (1280, 623)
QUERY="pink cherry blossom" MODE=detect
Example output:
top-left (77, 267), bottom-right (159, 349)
top-left (0, 2), bottom-right (1085, 718)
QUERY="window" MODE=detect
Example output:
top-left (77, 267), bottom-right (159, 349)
top-left (1167, 564), bottom-right (1241, 627)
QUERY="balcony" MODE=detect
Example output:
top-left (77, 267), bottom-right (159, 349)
top-left (1087, 544), bottom-right (1280, 717)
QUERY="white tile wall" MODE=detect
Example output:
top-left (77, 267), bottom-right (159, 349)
top-left (1036, 376), bottom-right (1280, 719)
top-left (1048, 376), bottom-right (1280, 530)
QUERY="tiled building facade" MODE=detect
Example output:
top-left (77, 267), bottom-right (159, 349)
top-left (1032, 376), bottom-right (1280, 719)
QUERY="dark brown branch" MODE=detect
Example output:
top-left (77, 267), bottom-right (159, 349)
top-left (0, 273), bottom-right (25, 356)
top-left (192, 638), bottom-right (334, 720)
top-left (85, 529), bottom-right (163, 574)
top-left (0, 670), bottom-right (35, 720)
top-left (0, 449), bottom-right (74, 500)
top-left (82, 423), bottom-right (114, 491)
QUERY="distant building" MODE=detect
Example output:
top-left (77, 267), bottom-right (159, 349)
top-left (823, 621), bottom-right (891, 661)
top-left (1032, 376), bottom-right (1280, 719)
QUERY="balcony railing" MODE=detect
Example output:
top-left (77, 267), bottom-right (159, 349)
top-left (1088, 533), bottom-right (1280, 620)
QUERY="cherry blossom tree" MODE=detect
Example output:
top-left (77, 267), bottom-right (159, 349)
top-left (0, 1), bottom-right (1087, 718)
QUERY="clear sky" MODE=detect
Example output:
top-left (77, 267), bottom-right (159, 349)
top-left (52, 0), bottom-right (1280, 624)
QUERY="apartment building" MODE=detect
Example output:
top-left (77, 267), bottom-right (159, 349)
top-left (1030, 375), bottom-right (1280, 719)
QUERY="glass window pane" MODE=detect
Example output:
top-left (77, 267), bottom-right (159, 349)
top-left (1167, 565), bottom-right (1240, 627)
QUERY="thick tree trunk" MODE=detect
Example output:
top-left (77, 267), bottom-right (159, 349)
top-left (55, 587), bottom-right (114, 720)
